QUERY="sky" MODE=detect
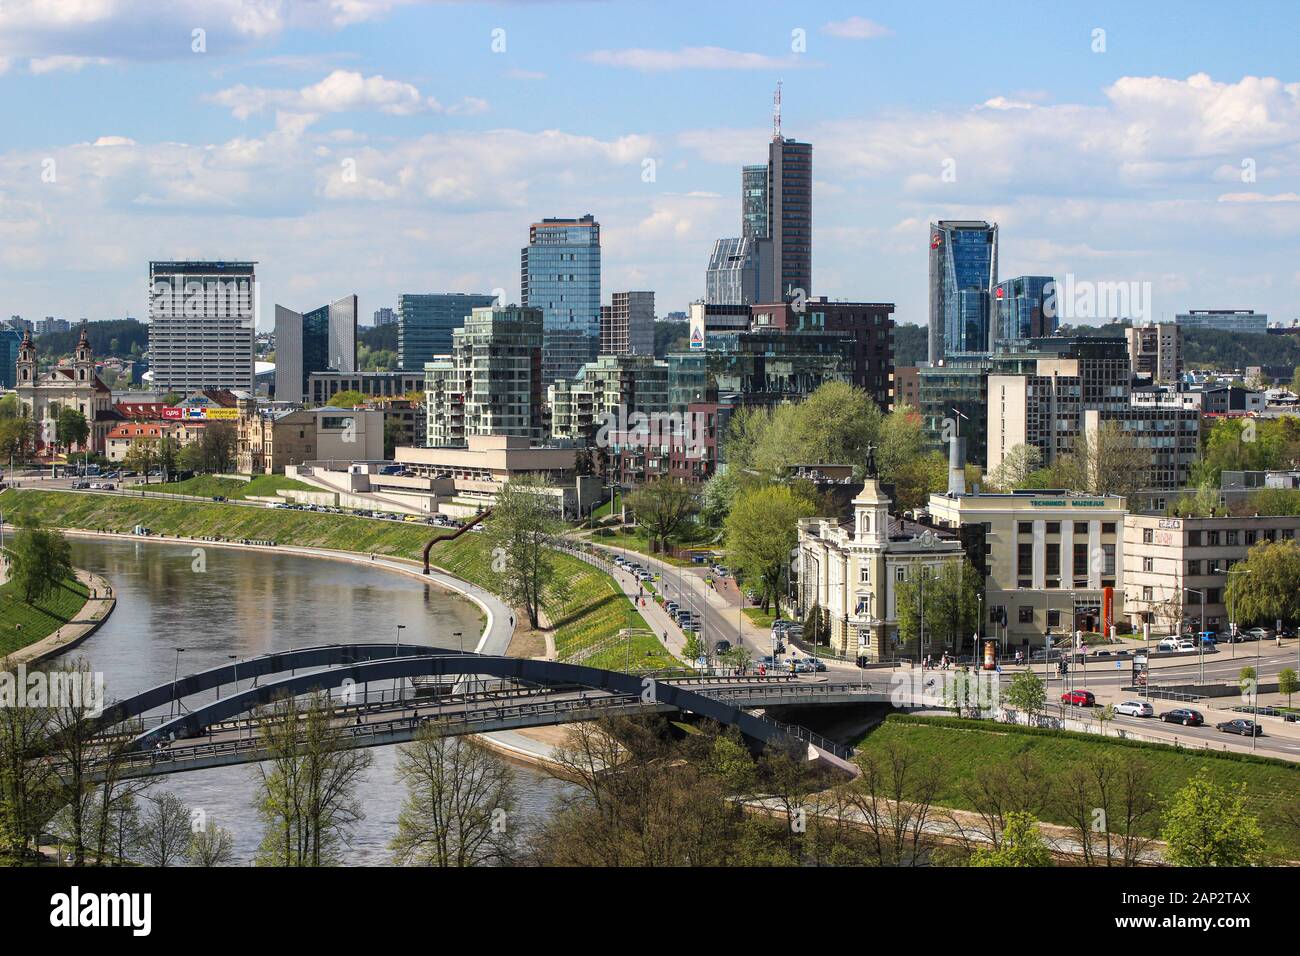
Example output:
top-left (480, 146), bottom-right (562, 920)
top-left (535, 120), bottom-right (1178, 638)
top-left (1, 0), bottom-right (1298, 331)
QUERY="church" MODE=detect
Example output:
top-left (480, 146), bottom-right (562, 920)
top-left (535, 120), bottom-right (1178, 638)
top-left (14, 326), bottom-right (118, 456)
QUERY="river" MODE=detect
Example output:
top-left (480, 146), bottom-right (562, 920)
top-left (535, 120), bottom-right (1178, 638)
top-left (66, 536), bottom-right (569, 865)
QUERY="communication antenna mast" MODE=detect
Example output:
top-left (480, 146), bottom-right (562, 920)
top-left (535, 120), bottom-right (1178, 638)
top-left (773, 80), bottom-right (782, 139)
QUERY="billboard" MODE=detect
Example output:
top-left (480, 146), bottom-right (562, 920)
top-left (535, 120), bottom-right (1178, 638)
top-left (161, 406), bottom-right (239, 421)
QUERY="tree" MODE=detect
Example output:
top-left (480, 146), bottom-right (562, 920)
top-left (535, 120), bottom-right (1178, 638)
top-left (122, 439), bottom-right (158, 480)
top-left (1055, 755), bottom-right (1158, 866)
top-left (895, 558), bottom-right (982, 659)
top-left (1224, 540), bottom-right (1300, 629)
top-left (1004, 671), bottom-right (1046, 724)
top-left (0, 417), bottom-right (34, 465)
top-left (133, 791), bottom-right (193, 866)
top-left (985, 444), bottom-right (1043, 492)
top-left (626, 478), bottom-right (697, 553)
top-left (847, 740), bottom-right (944, 866)
top-left (724, 484), bottom-right (816, 617)
top-left (0, 394), bottom-right (19, 420)
top-left (1061, 422), bottom-right (1149, 499)
top-left (197, 422), bottom-right (237, 474)
top-left (1278, 668), bottom-right (1299, 708)
top-left (970, 811), bottom-right (1053, 867)
top-left (9, 518), bottom-right (74, 606)
top-left (390, 726), bottom-right (518, 867)
top-left (699, 469), bottom-right (740, 528)
top-left (1161, 770), bottom-right (1266, 867)
top-left (483, 476), bottom-right (570, 630)
top-left (55, 406), bottom-right (90, 453)
top-left (326, 390), bottom-right (367, 408)
top-left (254, 691), bottom-right (374, 866)
top-left (187, 820), bottom-right (236, 866)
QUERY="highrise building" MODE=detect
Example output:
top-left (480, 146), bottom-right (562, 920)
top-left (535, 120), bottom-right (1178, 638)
top-left (742, 164), bottom-right (769, 240)
top-left (1126, 322), bottom-right (1183, 384)
top-left (549, 354), bottom-right (669, 442)
top-left (373, 307), bottom-right (397, 327)
top-left (424, 305), bottom-right (544, 446)
top-left (274, 294), bottom-right (357, 404)
top-left (599, 291), bottom-right (655, 355)
top-left (994, 276), bottom-right (1056, 345)
top-left (397, 293), bottom-right (498, 371)
top-left (521, 214), bottom-right (601, 384)
top-left (928, 221), bottom-right (998, 364)
top-left (1175, 310), bottom-right (1268, 334)
top-left (0, 324), bottom-right (23, 389)
top-left (148, 260), bottom-right (257, 392)
top-left (705, 237), bottom-right (774, 305)
top-left (767, 136), bottom-right (812, 300)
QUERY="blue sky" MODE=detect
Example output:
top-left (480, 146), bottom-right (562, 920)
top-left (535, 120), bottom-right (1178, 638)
top-left (1, 0), bottom-right (1298, 330)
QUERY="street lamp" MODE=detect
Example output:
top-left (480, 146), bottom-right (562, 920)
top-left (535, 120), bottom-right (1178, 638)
top-left (1227, 566), bottom-right (1252, 659)
top-left (170, 648), bottom-right (186, 721)
top-left (1184, 587), bottom-right (1206, 684)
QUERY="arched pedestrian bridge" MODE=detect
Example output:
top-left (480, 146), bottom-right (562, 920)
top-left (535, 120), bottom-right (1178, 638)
top-left (88, 644), bottom-right (891, 778)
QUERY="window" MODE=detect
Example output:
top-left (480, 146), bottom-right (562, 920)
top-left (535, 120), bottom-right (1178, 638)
top-left (895, 567), bottom-right (906, 582)
top-left (1142, 586), bottom-right (1153, 601)
top-left (859, 567), bottom-right (870, 584)
top-left (1142, 528), bottom-right (1154, 544)
top-left (1226, 530), bottom-right (1239, 546)
top-left (1018, 606), bottom-right (1034, 624)
top-left (1018, 521), bottom-right (1033, 535)
top-left (1206, 530), bottom-right (1220, 547)
top-left (1045, 522), bottom-right (1061, 535)
top-left (1047, 609), bottom-right (1061, 628)
top-left (1017, 543), bottom-right (1033, 585)
top-left (1246, 530), bottom-right (1257, 545)
top-left (1102, 522), bottom-right (1116, 534)
top-left (1142, 557), bottom-right (1153, 572)
top-left (1187, 560), bottom-right (1201, 576)
top-left (1187, 531), bottom-right (1201, 547)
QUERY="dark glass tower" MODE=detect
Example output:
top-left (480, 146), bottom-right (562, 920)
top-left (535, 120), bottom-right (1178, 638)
top-left (928, 220), bottom-right (998, 363)
top-left (994, 276), bottom-right (1056, 345)
top-left (768, 138), bottom-right (812, 300)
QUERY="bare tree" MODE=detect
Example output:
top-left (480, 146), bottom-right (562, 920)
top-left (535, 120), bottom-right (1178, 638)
top-left (187, 820), bottom-right (236, 866)
top-left (133, 791), bottom-right (192, 866)
top-left (849, 740), bottom-right (945, 866)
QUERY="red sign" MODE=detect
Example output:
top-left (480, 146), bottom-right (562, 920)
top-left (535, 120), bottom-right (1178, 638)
top-left (995, 286), bottom-right (1004, 299)
top-left (161, 407), bottom-right (183, 420)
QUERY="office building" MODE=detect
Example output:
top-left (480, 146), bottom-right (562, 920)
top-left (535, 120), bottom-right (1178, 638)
top-left (274, 294), bottom-right (357, 404)
top-left (705, 237), bottom-right (774, 306)
top-left (994, 276), bottom-right (1056, 345)
top-left (599, 291), bottom-right (655, 356)
top-left (928, 221), bottom-right (998, 364)
top-left (306, 370), bottom-right (424, 407)
top-left (397, 293), bottom-right (498, 371)
top-left (148, 261), bottom-right (257, 392)
top-left (893, 366), bottom-right (920, 412)
top-left (1125, 322), bottom-right (1183, 384)
top-left (767, 136), bottom-right (813, 299)
top-left (236, 397), bottom-right (384, 473)
top-left (521, 214), bottom-right (601, 384)
top-left (372, 307), bottom-right (397, 327)
top-left (34, 317), bottom-right (71, 336)
top-left (424, 304), bottom-right (544, 447)
top-left (926, 489), bottom-right (1127, 649)
top-left (742, 164), bottom-right (769, 240)
top-left (1122, 513), bottom-right (1300, 635)
top-left (0, 324), bottom-right (23, 389)
top-left (1175, 310), bottom-right (1268, 334)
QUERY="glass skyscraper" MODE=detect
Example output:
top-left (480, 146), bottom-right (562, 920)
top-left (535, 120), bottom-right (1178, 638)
top-left (397, 292), bottom-right (498, 371)
top-left (274, 294), bottom-right (357, 403)
top-left (742, 164), bottom-right (768, 241)
top-left (521, 214), bottom-right (601, 384)
top-left (994, 276), bottom-right (1056, 345)
top-left (927, 220), bottom-right (998, 363)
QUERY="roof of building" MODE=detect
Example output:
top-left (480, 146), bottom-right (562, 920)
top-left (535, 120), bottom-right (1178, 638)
top-left (107, 422), bottom-right (167, 440)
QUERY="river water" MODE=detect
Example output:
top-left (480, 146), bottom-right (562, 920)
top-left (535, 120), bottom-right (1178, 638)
top-left (66, 536), bottom-right (568, 865)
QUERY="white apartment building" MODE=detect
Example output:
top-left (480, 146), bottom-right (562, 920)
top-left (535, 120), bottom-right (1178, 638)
top-left (148, 261), bottom-right (257, 392)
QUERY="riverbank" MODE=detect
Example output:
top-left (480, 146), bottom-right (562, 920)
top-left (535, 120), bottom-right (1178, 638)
top-left (1, 567), bottom-right (116, 666)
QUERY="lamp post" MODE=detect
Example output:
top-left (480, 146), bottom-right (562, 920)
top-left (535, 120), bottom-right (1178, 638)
top-left (393, 624), bottom-right (406, 702)
top-left (1227, 566), bottom-right (1252, 659)
top-left (1184, 587), bottom-right (1206, 684)
top-left (170, 647), bottom-right (186, 721)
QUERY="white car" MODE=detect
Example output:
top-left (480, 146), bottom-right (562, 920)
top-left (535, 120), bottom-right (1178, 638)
top-left (1114, 700), bottom-right (1154, 718)
top-left (1175, 639), bottom-right (1198, 653)
top-left (1155, 639), bottom-right (1180, 652)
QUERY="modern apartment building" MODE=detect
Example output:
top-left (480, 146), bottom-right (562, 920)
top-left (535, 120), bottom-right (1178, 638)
top-left (767, 137), bottom-right (812, 299)
top-left (599, 291), bottom-right (655, 356)
top-left (548, 353), bottom-right (669, 442)
top-left (894, 365), bottom-right (920, 412)
top-left (148, 261), bottom-right (257, 392)
top-left (274, 294), bottom-right (357, 404)
top-left (926, 489), bottom-right (1127, 648)
top-left (372, 307), bottom-right (397, 327)
top-left (1125, 322), bottom-right (1183, 384)
top-left (1175, 309), bottom-right (1268, 334)
top-left (397, 293), bottom-right (498, 371)
top-left (1122, 513), bottom-right (1300, 634)
top-left (928, 221), bottom-right (998, 364)
top-left (306, 370), bottom-right (424, 406)
top-left (521, 214), bottom-right (601, 384)
top-left (994, 276), bottom-right (1056, 345)
top-left (424, 304), bottom-right (544, 447)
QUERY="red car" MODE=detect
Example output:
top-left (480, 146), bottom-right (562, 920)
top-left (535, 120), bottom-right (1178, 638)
top-left (1060, 690), bottom-right (1096, 707)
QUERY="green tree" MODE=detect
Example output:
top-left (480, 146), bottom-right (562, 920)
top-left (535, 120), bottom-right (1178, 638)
top-left (1224, 539), bottom-right (1300, 629)
top-left (55, 406), bottom-right (90, 453)
top-left (1278, 668), bottom-right (1299, 708)
top-left (1160, 770), bottom-right (1266, 867)
top-left (985, 443), bottom-right (1043, 492)
top-left (122, 439), bottom-right (158, 481)
top-left (0, 417), bottom-right (34, 465)
top-left (0, 394), bottom-right (20, 420)
top-left (9, 519), bottom-right (74, 605)
top-left (1004, 670), bottom-right (1046, 724)
top-left (724, 484), bottom-right (815, 617)
top-left (970, 811), bottom-right (1053, 867)
top-left (895, 557), bottom-right (982, 659)
top-left (626, 477), bottom-right (697, 553)
top-left (326, 390), bottom-right (367, 408)
top-left (483, 476), bottom-right (570, 630)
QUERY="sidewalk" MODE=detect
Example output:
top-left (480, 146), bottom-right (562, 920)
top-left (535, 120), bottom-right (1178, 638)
top-left (6, 568), bottom-right (116, 666)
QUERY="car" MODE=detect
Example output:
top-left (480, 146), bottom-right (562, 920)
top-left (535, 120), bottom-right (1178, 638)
top-left (1215, 719), bottom-right (1263, 737)
top-left (757, 655), bottom-right (777, 667)
top-left (1216, 630), bottom-right (1242, 644)
top-left (1060, 690), bottom-right (1096, 707)
top-left (714, 640), bottom-right (732, 654)
top-left (1244, 627), bottom-right (1273, 641)
top-left (212, 495), bottom-right (227, 502)
top-left (1174, 640), bottom-right (1198, 653)
top-left (665, 601), bottom-right (679, 613)
top-left (797, 657), bottom-right (827, 673)
top-left (1155, 638), bottom-right (1180, 653)
top-left (1160, 708), bottom-right (1204, 727)
top-left (1114, 700), bottom-right (1154, 717)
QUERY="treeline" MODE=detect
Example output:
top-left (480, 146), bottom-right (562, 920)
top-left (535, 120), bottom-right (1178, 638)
top-left (35, 319), bottom-right (148, 360)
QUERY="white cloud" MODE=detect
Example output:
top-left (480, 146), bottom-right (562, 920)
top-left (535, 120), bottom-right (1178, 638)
top-left (208, 69), bottom-right (484, 120)
top-left (1217, 191), bottom-right (1300, 203)
top-left (29, 54), bottom-right (112, 73)
top-left (979, 96), bottom-right (1034, 111)
top-left (585, 46), bottom-right (804, 72)
top-left (821, 17), bottom-right (891, 39)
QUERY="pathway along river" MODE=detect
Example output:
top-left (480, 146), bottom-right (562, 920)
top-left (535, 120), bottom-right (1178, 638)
top-left (66, 536), bottom-right (569, 864)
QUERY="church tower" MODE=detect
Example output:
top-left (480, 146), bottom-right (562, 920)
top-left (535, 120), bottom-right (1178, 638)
top-left (73, 324), bottom-right (93, 383)
top-left (853, 477), bottom-right (892, 548)
top-left (16, 330), bottom-right (36, 385)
